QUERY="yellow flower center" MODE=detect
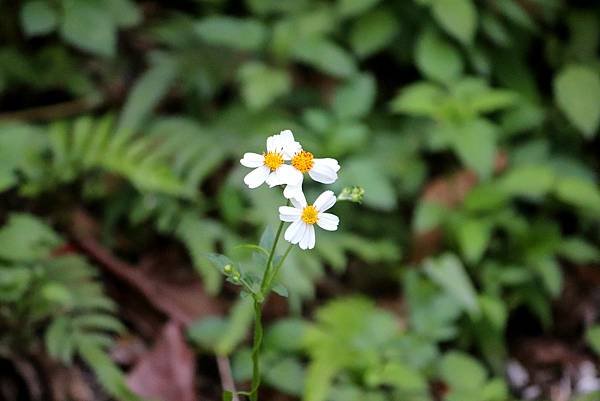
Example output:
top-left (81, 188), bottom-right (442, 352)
top-left (291, 150), bottom-right (314, 173)
top-left (301, 205), bottom-right (318, 225)
top-left (263, 151), bottom-right (284, 171)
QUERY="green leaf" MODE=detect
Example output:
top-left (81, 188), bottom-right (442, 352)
top-left (0, 123), bottom-right (44, 192)
top-left (259, 225), bottom-right (275, 252)
top-left (586, 325), bottom-right (600, 355)
top-left (479, 295), bottom-right (507, 331)
top-left (46, 317), bottom-right (75, 363)
top-left (264, 357), bottom-right (306, 396)
top-left (416, 29), bottom-right (463, 83)
top-left (264, 318), bottom-right (307, 352)
top-left (372, 362), bottom-right (428, 392)
top-left (293, 38), bottom-right (357, 78)
top-left (455, 217), bottom-right (492, 264)
top-left (222, 390), bottom-right (233, 401)
top-left (41, 282), bottom-right (73, 305)
top-left (349, 9), bottom-right (398, 58)
top-left (554, 176), bottom-right (600, 214)
top-left (532, 257), bottom-right (562, 297)
top-left (332, 73), bottom-right (376, 119)
top-left (390, 82), bottom-right (445, 116)
top-left (481, 378), bottom-right (509, 400)
top-left (413, 201), bottom-right (448, 233)
top-left (78, 343), bottom-right (142, 401)
top-left (424, 253), bottom-right (480, 316)
top-left (0, 213), bottom-right (62, 262)
top-left (195, 16), bottom-right (267, 50)
top-left (206, 253), bottom-right (235, 275)
top-left (187, 316), bottom-right (228, 350)
top-left (215, 298), bottom-right (254, 355)
top-left (341, 158), bottom-right (396, 211)
top-left (60, 0), bottom-right (117, 57)
top-left (449, 118), bottom-right (497, 179)
top-left (337, 0), bottom-right (381, 17)
top-left (117, 59), bottom-right (177, 132)
top-left (554, 65), bottom-right (600, 138)
top-left (405, 270), bottom-right (462, 340)
top-left (558, 238), bottom-right (600, 264)
top-left (0, 267), bottom-right (32, 302)
top-left (272, 283), bottom-right (289, 298)
top-left (431, 0), bottom-right (477, 45)
top-left (21, 1), bottom-right (58, 36)
top-left (105, 0), bottom-right (141, 27)
top-left (498, 164), bottom-right (555, 198)
top-left (439, 351), bottom-right (487, 390)
top-left (304, 360), bottom-right (338, 401)
top-left (468, 89), bottom-right (517, 114)
top-left (238, 62), bottom-right (291, 110)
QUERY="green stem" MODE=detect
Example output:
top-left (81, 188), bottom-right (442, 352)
top-left (265, 243), bottom-right (293, 292)
top-left (249, 299), bottom-right (263, 401)
top-left (250, 209), bottom-right (288, 400)
top-left (259, 218), bottom-right (286, 296)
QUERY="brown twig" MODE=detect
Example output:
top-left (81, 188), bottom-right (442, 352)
top-left (0, 95), bottom-right (103, 122)
top-left (70, 209), bottom-right (222, 326)
top-left (216, 355), bottom-right (240, 401)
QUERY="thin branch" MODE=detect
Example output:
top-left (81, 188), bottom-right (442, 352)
top-left (0, 95), bottom-right (102, 122)
top-left (216, 355), bottom-right (240, 401)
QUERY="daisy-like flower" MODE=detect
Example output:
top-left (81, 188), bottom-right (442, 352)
top-left (283, 150), bottom-right (340, 199)
top-left (240, 130), bottom-right (303, 189)
top-left (279, 190), bottom-right (339, 250)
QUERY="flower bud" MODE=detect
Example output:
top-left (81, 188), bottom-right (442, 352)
top-left (337, 186), bottom-right (365, 204)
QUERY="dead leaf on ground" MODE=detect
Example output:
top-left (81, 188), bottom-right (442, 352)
top-left (127, 321), bottom-right (197, 401)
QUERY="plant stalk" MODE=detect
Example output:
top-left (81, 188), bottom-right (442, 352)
top-left (250, 215), bottom-right (287, 401)
top-left (249, 299), bottom-right (263, 401)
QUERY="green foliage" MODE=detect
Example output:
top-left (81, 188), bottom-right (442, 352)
top-left (3, 0), bottom-right (600, 399)
top-left (303, 297), bottom-right (428, 401)
top-left (0, 214), bottom-right (138, 401)
top-left (586, 325), bottom-right (600, 356)
top-left (554, 65), bottom-right (600, 138)
top-left (20, 0), bottom-right (140, 56)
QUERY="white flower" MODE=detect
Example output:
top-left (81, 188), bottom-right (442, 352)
top-left (240, 130), bottom-right (303, 189)
top-left (283, 151), bottom-right (340, 199)
top-left (279, 190), bottom-right (339, 250)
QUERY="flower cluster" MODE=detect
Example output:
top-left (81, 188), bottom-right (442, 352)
top-left (240, 130), bottom-right (340, 250)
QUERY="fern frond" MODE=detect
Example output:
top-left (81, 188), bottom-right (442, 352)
top-left (0, 214), bottom-right (138, 401)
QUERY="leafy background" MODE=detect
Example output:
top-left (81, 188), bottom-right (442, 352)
top-left (1, 0), bottom-right (600, 400)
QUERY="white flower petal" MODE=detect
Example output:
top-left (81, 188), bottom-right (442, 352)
top-left (290, 190), bottom-right (307, 208)
top-left (243, 166), bottom-right (270, 189)
top-left (279, 129), bottom-right (295, 142)
top-left (240, 152), bottom-right (264, 168)
top-left (307, 225), bottom-right (316, 249)
top-left (284, 219), bottom-right (304, 243)
top-left (308, 158), bottom-right (339, 184)
top-left (279, 130), bottom-right (302, 159)
top-left (265, 171), bottom-right (281, 187)
top-left (317, 212), bottom-right (339, 231)
top-left (279, 206), bottom-right (301, 222)
top-left (287, 220), bottom-right (308, 246)
top-left (299, 224), bottom-right (311, 250)
top-left (283, 184), bottom-right (303, 200)
top-left (313, 190), bottom-right (336, 212)
top-left (266, 134), bottom-right (280, 153)
top-left (280, 164), bottom-right (303, 185)
top-left (294, 222), bottom-right (308, 245)
top-left (266, 165), bottom-right (303, 188)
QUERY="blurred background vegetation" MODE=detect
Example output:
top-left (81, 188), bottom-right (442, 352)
top-left (1, 0), bottom-right (600, 400)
